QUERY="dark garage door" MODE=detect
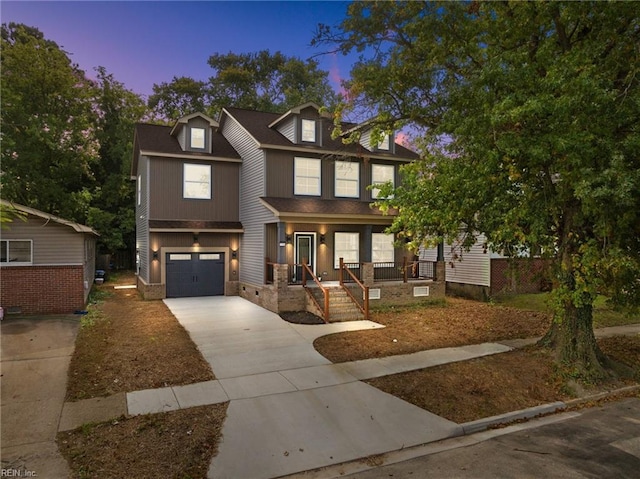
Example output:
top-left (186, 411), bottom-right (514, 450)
top-left (166, 252), bottom-right (225, 298)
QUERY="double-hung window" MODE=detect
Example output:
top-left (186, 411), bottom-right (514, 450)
top-left (334, 232), bottom-right (359, 268)
top-left (335, 161), bottom-right (359, 198)
top-left (190, 127), bottom-right (205, 149)
top-left (1, 240), bottom-right (32, 265)
top-left (183, 163), bottom-right (211, 199)
top-left (301, 119), bottom-right (316, 143)
top-left (294, 157), bottom-right (321, 196)
top-left (371, 164), bottom-right (395, 199)
top-left (372, 233), bottom-right (395, 265)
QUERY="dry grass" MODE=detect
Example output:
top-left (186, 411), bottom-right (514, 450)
top-left (58, 404), bottom-right (228, 479)
top-left (314, 297), bottom-right (551, 363)
top-left (66, 272), bottom-right (214, 401)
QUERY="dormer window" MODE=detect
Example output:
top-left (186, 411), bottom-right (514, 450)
top-left (190, 127), bottom-right (206, 149)
top-left (301, 119), bottom-right (316, 143)
top-left (378, 133), bottom-right (390, 151)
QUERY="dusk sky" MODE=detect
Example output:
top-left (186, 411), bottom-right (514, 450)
top-left (2, 1), bottom-right (355, 99)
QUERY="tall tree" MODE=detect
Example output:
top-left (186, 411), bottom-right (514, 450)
top-left (316, 2), bottom-right (640, 380)
top-left (1, 23), bottom-right (98, 222)
top-left (89, 67), bottom-right (147, 255)
top-left (148, 50), bottom-right (339, 121)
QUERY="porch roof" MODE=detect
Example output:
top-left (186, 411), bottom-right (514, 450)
top-left (260, 197), bottom-right (397, 224)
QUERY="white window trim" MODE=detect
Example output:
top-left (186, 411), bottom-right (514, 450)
top-left (137, 175), bottom-right (141, 206)
top-left (301, 119), bottom-right (316, 143)
top-left (1, 239), bottom-right (33, 266)
top-left (334, 160), bottom-right (360, 198)
top-left (371, 164), bottom-right (395, 199)
top-left (372, 233), bottom-right (395, 265)
top-left (183, 163), bottom-right (212, 200)
top-left (190, 127), bottom-right (206, 150)
top-left (334, 232), bottom-right (359, 269)
top-left (294, 157), bottom-right (321, 196)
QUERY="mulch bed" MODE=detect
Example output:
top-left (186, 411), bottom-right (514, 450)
top-left (280, 310), bottom-right (325, 325)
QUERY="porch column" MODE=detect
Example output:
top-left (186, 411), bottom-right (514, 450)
top-left (362, 225), bottom-right (373, 262)
top-left (277, 221), bottom-right (287, 264)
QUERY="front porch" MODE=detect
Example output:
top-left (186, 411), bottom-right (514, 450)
top-left (241, 259), bottom-right (446, 322)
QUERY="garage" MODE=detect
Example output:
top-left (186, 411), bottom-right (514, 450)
top-left (166, 252), bottom-right (225, 298)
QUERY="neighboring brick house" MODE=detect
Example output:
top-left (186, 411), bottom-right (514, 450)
top-left (133, 104), bottom-right (445, 320)
top-left (0, 200), bottom-right (98, 315)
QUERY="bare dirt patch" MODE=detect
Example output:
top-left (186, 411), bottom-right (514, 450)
top-left (314, 297), bottom-right (551, 363)
top-left (66, 272), bottom-right (214, 401)
top-left (58, 403), bottom-right (227, 479)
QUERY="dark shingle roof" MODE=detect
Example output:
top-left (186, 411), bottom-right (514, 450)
top-left (260, 197), bottom-right (397, 218)
top-left (135, 123), bottom-right (240, 159)
top-left (224, 107), bottom-right (419, 161)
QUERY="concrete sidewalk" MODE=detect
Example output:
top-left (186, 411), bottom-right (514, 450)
top-left (157, 297), bottom-right (518, 479)
top-left (54, 295), bottom-right (640, 479)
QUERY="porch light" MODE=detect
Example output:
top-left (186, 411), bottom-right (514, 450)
top-left (193, 233), bottom-right (199, 246)
top-left (152, 250), bottom-right (159, 261)
top-left (286, 234), bottom-right (292, 244)
top-left (231, 249), bottom-right (238, 260)
top-left (320, 234), bottom-right (326, 244)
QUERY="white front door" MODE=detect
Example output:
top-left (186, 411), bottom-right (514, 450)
top-left (295, 232), bottom-right (316, 275)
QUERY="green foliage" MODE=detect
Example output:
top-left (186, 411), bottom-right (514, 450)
top-left (316, 2), bottom-right (640, 374)
top-left (1, 22), bottom-right (98, 221)
top-left (1, 24), bottom-right (147, 258)
top-left (149, 50), bottom-right (340, 121)
top-left (317, 1), bottom-right (640, 307)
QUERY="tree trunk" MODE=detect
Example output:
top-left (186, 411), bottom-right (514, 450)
top-left (539, 204), bottom-right (609, 382)
top-left (540, 296), bottom-right (609, 382)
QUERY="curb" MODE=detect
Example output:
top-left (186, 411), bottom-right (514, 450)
top-left (460, 401), bottom-right (566, 435)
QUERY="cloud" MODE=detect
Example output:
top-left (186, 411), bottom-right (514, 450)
top-left (329, 52), bottom-right (348, 97)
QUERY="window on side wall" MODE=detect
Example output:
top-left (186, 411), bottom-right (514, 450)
top-left (371, 164), bottom-right (395, 199)
top-left (335, 161), bottom-right (359, 198)
top-left (294, 157), bottom-right (321, 196)
top-left (372, 233), bottom-right (394, 265)
top-left (301, 119), bottom-right (316, 143)
top-left (334, 232), bottom-right (359, 268)
top-left (1, 240), bottom-right (33, 265)
top-left (191, 127), bottom-right (206, 149)
top-left (183, 163), bottom-right (211, 199)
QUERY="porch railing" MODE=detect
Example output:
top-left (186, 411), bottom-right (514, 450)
top-left (373, 258), bottom-right (436, 283)
top-left (301, 261), bottom-right (330, 323)
top-left (339, 258), bottom-right (369, 320)
top-left (339, 262), bottom-right (361, 283)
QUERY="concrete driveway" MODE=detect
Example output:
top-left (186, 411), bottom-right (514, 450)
top-left (164, 296), bottom-right (463, 479)
top-left (1, 316), bottom-right (79, 478)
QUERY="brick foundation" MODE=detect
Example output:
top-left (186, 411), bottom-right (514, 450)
top-left (0, 265), bottom-right (86, 315)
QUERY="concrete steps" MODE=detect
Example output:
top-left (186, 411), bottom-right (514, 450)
top-left (307, 286), bottom-right (364, 322)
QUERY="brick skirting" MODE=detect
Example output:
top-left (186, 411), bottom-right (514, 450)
top-left (1, 265), bottom-right (86, 315)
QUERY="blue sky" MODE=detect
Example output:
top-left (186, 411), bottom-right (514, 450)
top-left (1, 1), bottom-right (354, 99)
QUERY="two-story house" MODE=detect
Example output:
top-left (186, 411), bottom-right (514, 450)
top-left (133, 103), bottom-right (445, 319)
top-left (132, 113), bottom-right (243, 299)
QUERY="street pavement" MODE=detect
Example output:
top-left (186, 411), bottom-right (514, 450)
top-left (326, 397), bottom-right (640, 479)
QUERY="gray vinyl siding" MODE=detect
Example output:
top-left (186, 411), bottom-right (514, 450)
top-left (1, 216), bottom-right (85, 265)
top-left (222, 115), bottom-right (272, 285)
top-left (276, 117), bottom-right (296, 143)
top-left (360, 129), bottom-right (372, 151)
top-left (148, 157), bottom-right (240, 221)
top-left (136, 155), bottom-right (150, 282)
top-left (177, 125), bottom-right (187, 151)
top-left (420, 233), bottom-right (491, 287)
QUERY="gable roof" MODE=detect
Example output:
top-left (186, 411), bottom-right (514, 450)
top-left (132, 123), bottom-right (241, 176)
top-left (0, 200), bottom-right (99, 235)
top-left (169, 112), bottom-right (219, 136)
top-left (267, 101), bottom-right (330, 128)
top-left (222, 106), bottom-right (419, 161)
